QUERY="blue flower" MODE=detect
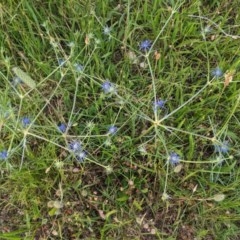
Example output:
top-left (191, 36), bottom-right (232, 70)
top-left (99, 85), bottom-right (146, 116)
top-left (58, 59), bottom-right (66, 67)
top-left (103, 26), bottom-right (111, 35)
top-left (153, 99), bottom-right (166, 111)
top-left (76, 151), bottom-right (87, 162)
top-left (108, 125), bottom-right (117, 135)
top-left (169, 152), bottom-right (180, 165)
top-left (22, 117), bottom-right (31, 128)
top-left (211, 67), bottom-right (223, 78)
top-left (68, 140), bottom-right (82, 153)
top-left (0, 150), bottom-right (8, 160)
top-left (58, 123), bottom-right (67, 133)
top-left (74, 63), bottom-right (84, 72)
top-left (214, 141), bottom-right (229, 154)
top-left (139, 40), bottom-right (152, 51)
top-left (68, 140), bottom-right (87, 162)
top-left (102, 81), bottom-right (116, 94)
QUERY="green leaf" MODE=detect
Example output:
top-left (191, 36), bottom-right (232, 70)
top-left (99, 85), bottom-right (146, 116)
top-left (105, 210), bottom-right (117, 219)
top-left (116, 193), bottom-right (129, 202)
top-left (133, 200), bottom-right (143, 211)
top-left (12, 67), bottom-right (36, 89)
top-left (48, 208), bottom-right (60, 216)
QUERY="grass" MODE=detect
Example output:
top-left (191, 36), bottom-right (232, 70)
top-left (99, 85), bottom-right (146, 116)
top-left (1, 0), bottom-right (240, 239)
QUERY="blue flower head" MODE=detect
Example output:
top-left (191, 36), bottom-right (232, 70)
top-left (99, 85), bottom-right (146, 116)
top-left (211, 67), bottom-right (223, 78)
top-left (139, 40), bottom-right (152, 51)
top-left (103, 26), bottom-right (111, 35)
top-left (58, 59), bottom-right (66, 67)
top-left (214, 141), bottom-right (229, 154)
top-left (68, 140), bottom-right (82, 153)
top-left (108, 125), bottom-right (117, 135)
top-left (74, 63), bottom-right (84, 72)
top-left (22, 117), bottom-right (31, 128)
top-left (58, 123), bottom-right (67, 133)
top-left (0, 150), bottom-right (8, 160)
top-left (169, 152), bottom-right (180, 165)
top-left (153, 99), bottom-right (166, 111)
top-left (76, 151), bottom-right (87, 162)
top-left (102, 80), bottom-right (116, 94)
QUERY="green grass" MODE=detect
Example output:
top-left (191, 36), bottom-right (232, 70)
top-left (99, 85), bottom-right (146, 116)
top-left (1, 0), bottom-right (240, 239)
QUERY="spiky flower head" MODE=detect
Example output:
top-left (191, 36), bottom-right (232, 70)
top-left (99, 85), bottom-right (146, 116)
top-left (139, 40), bottom-right (152, 51)
top-left (169, 152), bottom-right (180, 165)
